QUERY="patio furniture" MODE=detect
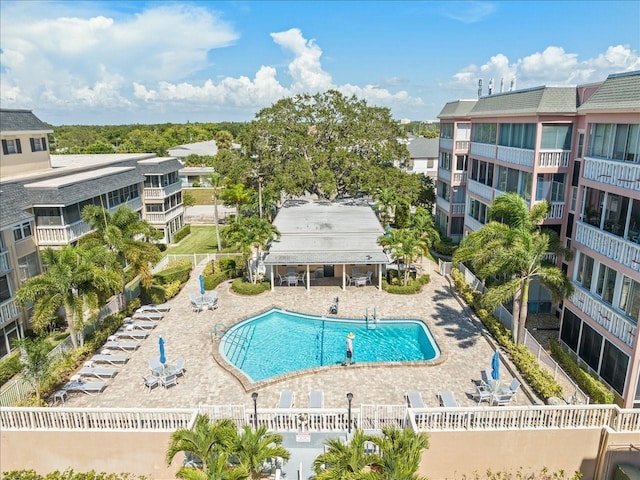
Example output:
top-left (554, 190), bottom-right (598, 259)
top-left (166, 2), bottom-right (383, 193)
top-left (114, 329), bottom-right (149, 340)
top-left (62, 379), bottom-right (107, 395)
top-left (480, 370), bottom-right (492, 388)
top-left (137, 304), bottom-right (171, 313)
top-left (123, 319), bottom-right (158, 330)
top-left (491, 391), bottom-right (516, 406)
top-left (78, 366), bottom-right (118, 379)
top-left (278, 273), bottom-right (287, 286)
top-left (365, 271), bottom-right (373, 285)
top-left (508, 378), bottom-right (521, 399)
top-left (277, 390), bottom-right (295, 408)
top-left (405, 390), bottom-right (425, 408)
top-left (473, 384), bottom-right (492, 405)
top-left (53, 390), bottom-right (68, 405)
top-left (148, 357), bottom-right (163, 373)
top-left (287, 275), bottom-right (299, 286)
top-left (438, 390), bottom-right (459, 408)
top-left (133, 311), bottom-right (164, 321)
top-left (346, 274), bottom-right (353, 286)
top-left (309, 390), bottom-right (324, 409)
top-left (355, 276), bottom-right (367, 287)
top-left (142, 375), bottom-right (159, 392)
top-left (352, 267), bottom-right (360, 276)
top-left (161, 374), bottom-right (178, 389)
top-left (175, 357), bottom-right (185, 377)
top-left (90, 353), bottom-right (129, 365)
top-left (297, 272), bottom-right (306, 285)
top-left (104, 340), bottom-right (140, 351)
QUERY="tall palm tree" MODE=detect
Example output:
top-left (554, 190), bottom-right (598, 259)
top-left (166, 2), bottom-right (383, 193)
top-left (370, 426), bottom-right (429, 480)
top-left (454, 193), bottom-right (573, 343)
top-left (224, 217), bottom-right (280, 283)
top-left (81, 204), bottom-right (161, 289)
top-left (378, 229), bottom-right (429, 286)
top-left (374, 187), bottom-right (397, 226)
top-left (231, 425), bottom-right (290, 479)
top-left (15, 245), bottom-right (121, 348)
top-left (313, 429), bottom-right (382, 480)
top-left (207, 172), bottom-right (225, 251)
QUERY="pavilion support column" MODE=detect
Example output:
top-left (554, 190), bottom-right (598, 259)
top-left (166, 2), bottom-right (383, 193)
top-left (270, 268), bottom-right (275, 292)
top-left (306, 265), bottom-right (310, 293)
top-left (342, 264), bottom-right (346, 290)
top-left (378, 264), bottom-right (382, 290)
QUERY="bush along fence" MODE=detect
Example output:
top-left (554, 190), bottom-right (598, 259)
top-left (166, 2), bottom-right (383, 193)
top-left (449, 266), bottom-right (607, 404)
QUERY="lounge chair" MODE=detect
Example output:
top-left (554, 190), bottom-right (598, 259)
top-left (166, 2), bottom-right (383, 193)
top-left (474, 384), bottom-right (492, 405)
top-left (508, 378), bottom-right (521, 399)
top-left (480, 370), bottom-right (492, 388)
top-left (90, 353), bottom-right (129, 365)
top-left (405, 390), bottom-right (425, 408)
top-left (78, 366), bottom-right (118, 379)
top-left (114, 329), bottom-right (149, 340)
top-left (161, 374), bottom-right (178, 389)
top-left (133, 311), bottom-right (164, 321)
top-left (277, 390), bottom-right (295, 409)
top-left (103, 340), bottom-right (140, 351)
top-left (63, 379), bottom-right (107, 395)
top-left (492, 391), bottom-right (515, 406)
top-left (175, 357), bottom-right (185, 377)
top-left (137, 303), bottom-right (171, 313)
top-left (309, 390), bottom-right (324, 409)
top-left (142, 375), bottom-right (159, 392)
top-left (123, 319), bottom-right (157, 330)
top-left (438, 390), bottom-right (459, 408)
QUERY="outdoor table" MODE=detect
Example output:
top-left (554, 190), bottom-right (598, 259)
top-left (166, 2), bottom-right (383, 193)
top-left (151, 364), bottom-right (177, 378)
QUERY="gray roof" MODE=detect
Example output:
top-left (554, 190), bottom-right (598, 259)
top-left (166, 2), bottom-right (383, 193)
top-left (264, 199), bottom-right (388, 266)
top-left (469, 86), bottom-right (578, 117)
top-left (578, 71), bottom-right (640, 113)
top-left (407, 137), bottom-right (439, 159)
top-left (168, 140), bottom-right (218, 158)
top-left (438, 100), bottom-right (477, 119)
top-left (0, 109), bottom-right (52, 133)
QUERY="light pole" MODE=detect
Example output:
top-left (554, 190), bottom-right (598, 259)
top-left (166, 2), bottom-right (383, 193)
top-left (346, 392), bottom-right (353, 434)
top-left (251, 392), bottom-right (258, 430)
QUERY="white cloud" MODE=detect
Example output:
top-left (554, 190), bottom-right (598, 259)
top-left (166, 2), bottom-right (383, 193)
top-left (440, 1), bottom-right (497, 24)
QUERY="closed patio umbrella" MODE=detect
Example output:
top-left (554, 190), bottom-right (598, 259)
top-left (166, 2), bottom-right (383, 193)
top-left (491, 351), bottom-right (500, 381)
top-left (159, 337), bottom-right (166, 366)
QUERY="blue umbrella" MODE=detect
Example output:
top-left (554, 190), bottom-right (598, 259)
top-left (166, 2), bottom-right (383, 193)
top-left (199, 274), bottom-right (205, 295)
top-left (491, 351), bottom-right (500, 381)
top-left (159, 337), bottom-right (166, 365)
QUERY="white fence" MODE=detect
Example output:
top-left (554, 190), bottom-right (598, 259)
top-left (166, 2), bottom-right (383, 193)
top-left (1, 404), bottom-right (638, 433)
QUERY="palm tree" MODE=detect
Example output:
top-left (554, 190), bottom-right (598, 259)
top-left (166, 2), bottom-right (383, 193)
top-left (370, 426), bottom-right (429, 480)
top-left (15, 245), bottom-right (121, 348)
top-left (13, 337), bottom-right (53, 405)
top-left (374, 187), bottom-right (397, 226)
top-left (454, 193), bottom-right (573, 343)
top-left (224, 217), bottom-right (280, 283)
top-left (313, 429), bottom-right (382, 480)
top-left (81, 204), bottom-right (161, 290)
top-left (378, 229), bottom-right (429, 286)
top-left (207, 172), bottom-right (225, 251)
top-left (231, 425), bottom-right (290, 479)
top-left (222, 183), bottom-right (252, 220)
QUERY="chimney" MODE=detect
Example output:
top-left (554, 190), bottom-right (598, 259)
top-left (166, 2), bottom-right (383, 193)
top-left (510, 77), bottom-right (516, 91)
top-left (488, 78), bottom-right (494, 95)
top-left (478, 79), bottom-right (483, 98)
top-left (500, 78), bottom-right (504, 93)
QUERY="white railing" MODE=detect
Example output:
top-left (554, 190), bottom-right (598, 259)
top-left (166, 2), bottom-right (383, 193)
top-left (545, 202), bottom-right (565, 220)
top-left (538, 150), bottom-right (571, 168)
top-left (470, 143), bottom-right (496, 159)
top-left (36, 221), bottom-right (92, 245)
top-left (575, 222), bottom-right (640, 273)
top-left (438, 168), bottom-right (451, 183)
top-left (453, 171), bottom-right (468, 183)
top-left (467, 179), bottom-right (494, 201)
top-left (0, 376), bottom-right (32, 406)
top-left (0, 299), bottom-right (19, 327)
top-left (197, 405), bottom-right (248, 426)
top-left (455, 140), bottom-right (470, 151)
top-left (439, 138), bottom-right (453, 151)
top-left (452, 203), bottom-right (465, 215)
top-left (0, 250), bottom-right (10, 272)
top-left (523, 330), bottom-right (589, 404)
top-left (145, 205), bottom-right (184, 224)
top-left (2, 404), bottom-right (638, 433)
top-left (464, 216), bottom-right (484, 233)
top-left (497, 146), bottom-right (535, 168)
top-left (583, 157), bottom-right (640, 192)
top-left (436, 197), bottom-right (450, 213)
top-left (567, 287), bottom-right (636, 347)
top-left (144, 181), bottom-right (182, 199)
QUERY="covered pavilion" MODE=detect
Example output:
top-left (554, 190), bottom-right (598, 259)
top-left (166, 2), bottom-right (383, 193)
top-left (263, 199), bottom-right (389, 290)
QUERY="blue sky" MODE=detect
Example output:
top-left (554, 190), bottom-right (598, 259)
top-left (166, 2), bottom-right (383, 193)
top-left (1, 1), bottom-right (638, 125)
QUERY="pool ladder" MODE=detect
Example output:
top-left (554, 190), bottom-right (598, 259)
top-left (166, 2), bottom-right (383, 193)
top-left (365, 307), bottom-right (378, 329)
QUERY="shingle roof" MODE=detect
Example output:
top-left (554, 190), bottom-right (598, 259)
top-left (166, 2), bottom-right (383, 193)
top-left (407, 137), bottom-right (439, 159)
top-left (578, 71), bottom-right (640, 112)
top-left (438, 100), bottom-right (476, 119)
top-left (469, 87), bottom-right (578, 117)
top-left (0, 109), bottom-right (52, 133)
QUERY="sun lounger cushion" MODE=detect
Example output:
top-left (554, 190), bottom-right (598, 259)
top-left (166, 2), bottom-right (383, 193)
top-left (309, 390), bottom-right (324, 408)
top-left (406, 390), bottom-right (425, 408)
top-left (277, 391), bottom-right (295, 408)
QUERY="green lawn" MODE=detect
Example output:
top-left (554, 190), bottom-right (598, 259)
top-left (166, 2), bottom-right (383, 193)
top-left (165, 225), bottom-right (226, 254)
top-left (183, 188), bottom-right (215, 205)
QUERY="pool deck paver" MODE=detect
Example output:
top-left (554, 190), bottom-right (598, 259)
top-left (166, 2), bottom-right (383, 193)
top-left (62, 260), bottom-right (538, 410)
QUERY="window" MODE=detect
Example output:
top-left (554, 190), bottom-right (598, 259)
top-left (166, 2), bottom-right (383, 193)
top-left (439, 152), bottom-right (452, 170)
top-left (596, 264), bottom-right (617, 304)
top-left (30, 137), bottom-right (47, 152)
top-left (600, 341), bottom-right (629, 395)
top-left (575, 252), bottom-right (594, 290)
top-left (35, 207), bottom-right (63, 226)
top-left (456, 155), bottom-right (467, 171)
top-left (560, 308), bottom-right (581, 352)
top-left (618, 276), bottom-right (640, 320)
top-left (498, 123), bottom-right (537, 149)
top-left (0, 275), bottom-right (11, 303)
top-left (107, 185), bottom-right (140, 208)
top-left (541, 124), bottom-right (573, 150)
top-left (1, 139), bottom-right (22, 155)
top-left (440, 123), bottom-right (453, 139)
top-left (12, 222), bottom-right (33, 242)
top-left (18, 252), bottom-right (40, 281)
top-left (579, 323), bottom-right (602, 371)
top-left (469, 159), bottom-right (494, 186)
top-left (468, 198), bottom-right (489, 224)
top-left (471, 123), bottom-right (497, 145)
top-left (576, 132), bottom-right (585, 158)
top-left (437, 181), bottom-right (450, 201)
top-left (496, 166), bottom-right (532, 201)
top-left (589, 123), bottom-right (640, 162)
top-left (536, 173), bottom-right (565, 202)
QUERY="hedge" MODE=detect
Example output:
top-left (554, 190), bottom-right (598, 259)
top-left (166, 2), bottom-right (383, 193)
top-left (230, 278), bottom-right (271, 295)
top-left (172, 224), bottom-right (191, 244)
top-left (152, 260), bottom-right (191, 285)
top-left (0, 354), bottom-right (23, 386)
top-left (382, 274), bottom-right (431, 294)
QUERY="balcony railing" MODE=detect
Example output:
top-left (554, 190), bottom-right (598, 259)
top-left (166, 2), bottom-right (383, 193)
top-left (439, 138), bottom-right (453, 151)
top-left (452, 203), bottom-right (465, 215)
top-left (567, 286), bottom-right (636, 347)
top-left (455, 140), bottom-right (470, 151)
top-left (0, 250), bottom-right (10, 273)
top-left (0, 299), bottom-right (19, 328)
top-left (145, 205), bottom-right (184, 224)
top-left (464, 216), bottom-right (484, 232)
top-left (36, 221), bottom-right (93, 246)
top-left (575, 222), bottom-right (640, 273)
top-left (143, 181), bottom-right (182, 200)
top-left (538, 150), bottom-right (571, 168)
top-left (436, 197), bottom-right (450, 213)
top-left (545, 201), bottom-right (565, 220)
top-left (438, 168), bottom-right (451, 183)
top-left (467, 179), bottom-right (494, 201)
top-left (453, 172), bottom-right (467, 183)
top-left (582, 157), bottom-right (640, 192)
top-left (497, 146), bottom-right (535, 168)
top-left (470, 143), bottom-right (496, 160)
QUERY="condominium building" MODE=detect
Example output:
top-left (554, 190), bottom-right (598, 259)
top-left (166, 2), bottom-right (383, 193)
top-left (437, 71), bottom-right (640, 408)
top-left (0, 109), bottom-right (185, 357)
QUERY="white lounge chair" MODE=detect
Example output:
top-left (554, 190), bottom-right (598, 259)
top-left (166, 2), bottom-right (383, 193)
top-left (309, 390), bottom-right (324, 409)
top-left (63, 379), bottom-right (107, 395)
top-left (148, 357), bottom-right (163, 374)
top-left (114, 329), bottom-right (149, 340)
top-left (277, 390), bottom-right (295, 408)
top-left (133, 311), bottom-right (164, 321)
top-left (90, 353), bottom-right (129, 365)
top-left (508, 378), bottom-right (521, 399)
top-left (123, 319), bottom-right (157, 330)
top-left (104, 340), bottom-right (140, 351)
top-left (405, 390), bottom-right (425, 408)
top-left (278, 273), bottom-right (287, 286)
top-left (474, 384), bottom-right (492, 404)
top-left (438, 390), bottom-right (459, 408)
top-left (480, 370), bottom-right (492, 388)
top-left (78, 366), bottom-right (118, 379)
top-left (365, 271), bottom-right (373, 285)
top-left (137, 304), bottom-right (171, 313)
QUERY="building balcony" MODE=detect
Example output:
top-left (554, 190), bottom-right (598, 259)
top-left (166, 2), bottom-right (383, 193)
top-left (36, 221), bottom-right (93, 246)
top-left (439, 138), bottom-right (453, 151)
top-left (0, 299), bottom-right (20, 328)
top-left (436, 197), bottom-right (450, 214)
top-left (453, 172), bottom-right (467, 183)
top-left (497, 146), bottom-right (535, 168)
top-left (575, 221), bottom-right (640, 273)
top-left (470, 143), bottom-right (496, 160)
top-left (145, 205), bottom-right (184, 224)
top-left (452, 203), bottom-right (465, 215)
top-left (0, 250), bottom-right (10, 273)
top-left (455, 140), bottom-right (470, 151)
top-left (467, 179), bottom-right (494, 202)
top-left (538, 150), bottom-right (571, 168)
top-left (583, 157), bottom-right (640, 192)
top-left (544, 201), bottom-right (565, 220)
top-left (567, 286), bottom-right (636, 348)
top-left (143, 181), bottom-right (182, 200)
top-left (464, 216), bottom-right (484, 232)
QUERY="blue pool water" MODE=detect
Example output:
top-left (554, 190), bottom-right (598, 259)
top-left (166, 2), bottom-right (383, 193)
top-left (220, 308), bottom-right (440, 382)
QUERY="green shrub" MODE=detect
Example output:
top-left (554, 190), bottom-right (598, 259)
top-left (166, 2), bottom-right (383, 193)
top-left (217, 257), bottom-right (238, 276)
top-left (230, 278), bottom-right (270, 295)
top-left (2, 470), bottom-right (146, 479)
top-left (125, 298), bottom-right (141, 316)
top-left (550, 340), bottom-right (615, 404)
top-left (173, 225), bottom-right (191, 244)
top-left (163, 280), bottom-right (181, 300)
top-left (433, 238), bottom-right (457, 256)
top-left (153, 260), bottom-right (192, 285)
top-left (382, 274), bottom-right (430, 294)
top-left (204, 272), bottom-right (228, 290)
top-left (0, 353), bottom-right (23, 386)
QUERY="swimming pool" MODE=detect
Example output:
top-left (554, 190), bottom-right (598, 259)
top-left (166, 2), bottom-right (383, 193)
top-left (219, 308), bottom-right (440, 383)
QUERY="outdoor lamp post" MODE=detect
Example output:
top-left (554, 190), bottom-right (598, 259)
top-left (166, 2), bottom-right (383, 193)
top-left (346, 392), bottom-right (353, 434)
top-left (251, 392), bottom-right (258, 430)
